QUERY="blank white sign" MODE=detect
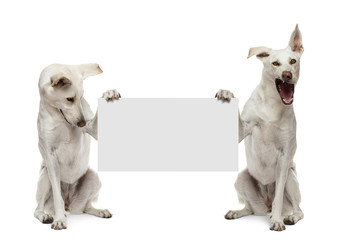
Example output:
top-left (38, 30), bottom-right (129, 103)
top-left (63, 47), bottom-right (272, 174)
top-left (98, 98), bottom-right (238, 171)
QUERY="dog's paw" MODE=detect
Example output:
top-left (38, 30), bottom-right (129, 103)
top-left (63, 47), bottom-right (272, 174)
top-left (269, 219), bottom-right (286, 231)
top-left (225, 210), bottom-right (240, 219)
top-left (98, 209), bottom-right (113, 218)
top-left (102, 89), bottom-right (121, 102)
top-left (283, 213), bottom-right (303, 225)
top-left (51, 218), bottom-right (67, 230)
top-left (34, 211), bottom-right (54, 224)
top-left (85, 208), bottom-right (113, 218)
top-left (39, 214), bottom-right (54, 224)
top-left (215, 89), bottom-right (234, 102)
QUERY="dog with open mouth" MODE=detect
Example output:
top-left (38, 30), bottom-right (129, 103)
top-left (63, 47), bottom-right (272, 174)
top-left (216, 25), bottom-right (304, 231)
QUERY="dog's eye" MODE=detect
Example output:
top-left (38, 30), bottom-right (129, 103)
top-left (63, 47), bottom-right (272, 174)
top-left (290, 59), bottom-right (297, 64)
top-left (272, 61), bottom-right (280, 66)
top-left (66, 97), bottom-right (74, 103)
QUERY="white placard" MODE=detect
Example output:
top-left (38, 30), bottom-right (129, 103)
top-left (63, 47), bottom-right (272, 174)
top-left (98, 98), bottom-right (238, 171)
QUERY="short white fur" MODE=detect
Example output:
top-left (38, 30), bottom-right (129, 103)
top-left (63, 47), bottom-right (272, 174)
top-left (35, 63), bottom-right (120, 230)
top-left (216, 25), bottom-right (304, 231)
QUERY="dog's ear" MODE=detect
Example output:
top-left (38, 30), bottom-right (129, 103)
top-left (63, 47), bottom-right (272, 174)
top-left (50, 74), bottom-right (71, 88)
top-left (289, 24), bottom-right (304, 54)
top-left (79, 63), bottom-right (103, 79)
top-left (247, 46), bottom-right (271, 60)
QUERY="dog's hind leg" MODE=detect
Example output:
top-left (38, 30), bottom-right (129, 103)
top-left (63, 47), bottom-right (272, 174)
top-left (225, 207), bottom-right (252, 219)
top-left (34, 167), bottom-right (54, 224)
top-left (84, 204), bottom-right (112, 218)
top-left (68, 169), bottom-right (112, 218)
top-left (225, 169), bottom-right (268, 219)
top-left (283, 168), bottom-right (304, 225)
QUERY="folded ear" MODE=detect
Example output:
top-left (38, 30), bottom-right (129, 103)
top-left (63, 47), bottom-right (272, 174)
top-left (247, 46), bottom-right (271, 59)
top-left (289, 24), bottom-right (303, 54)
top-left (50, 74), bottom-right (71, 88)
top-left (79, 63), bottom-right (103, 79)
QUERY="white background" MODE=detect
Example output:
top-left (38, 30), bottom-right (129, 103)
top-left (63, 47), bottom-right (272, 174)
top-left (0, 0), bottom-right (338, 239)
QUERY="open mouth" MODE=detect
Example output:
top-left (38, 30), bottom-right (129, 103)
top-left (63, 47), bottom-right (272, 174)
top-left (275, 79), bottom-right (295, 105)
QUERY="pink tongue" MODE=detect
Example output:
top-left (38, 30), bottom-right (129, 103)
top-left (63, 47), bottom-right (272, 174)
top-left (280, 82), bottom-right (293, 99)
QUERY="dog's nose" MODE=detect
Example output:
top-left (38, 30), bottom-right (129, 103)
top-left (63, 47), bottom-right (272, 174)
top-left (77, 121), bottom-right (86, 127)
top-left (282, 71), bottom-right (292, 82)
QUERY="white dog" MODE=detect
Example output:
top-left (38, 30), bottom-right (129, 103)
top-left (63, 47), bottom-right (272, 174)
top-left (216, 25), bottom-right (304, 231)
top-left (34, 63), bottom-right (120, 230)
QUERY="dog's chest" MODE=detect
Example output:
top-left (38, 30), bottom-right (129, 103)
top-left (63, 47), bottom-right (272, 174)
top-left (55, 128), bottom-right (91, 183)
top-left (253, 100), bottom-right (296, 145)
top-left (253, 121), bottom-right (283, 144)
top-left (245, 120), bottom-right (294, 185)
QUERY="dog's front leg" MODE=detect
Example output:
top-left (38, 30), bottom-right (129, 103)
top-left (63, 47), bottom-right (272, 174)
top-left (238, 113), bottom-right (256, 143)
top-left (85, 110), bottom-right (98, 140)
top-left (215, 89), bottom-right (256, 143)
top-left (84, 89), bottom-right (121, 140)
top-left (270, 162), bottom-right (289, 231)
top-left (43, 148), bottom-right (67, 230)
top-left (270, 146), bottom-right (296, 231)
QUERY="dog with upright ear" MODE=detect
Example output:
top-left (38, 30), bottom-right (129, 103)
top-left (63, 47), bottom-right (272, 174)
top-left (247, 24), bottom-right (303, 59)
top-left (289, 24), bottom-right (304, 54)
top-left (217, 24), bottom-right (304, 231)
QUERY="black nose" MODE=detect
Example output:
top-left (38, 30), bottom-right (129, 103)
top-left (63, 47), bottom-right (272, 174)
top-left (77, 121), bottom-right (86, 127)
top-left (282, 71), bottom-right (292, 82)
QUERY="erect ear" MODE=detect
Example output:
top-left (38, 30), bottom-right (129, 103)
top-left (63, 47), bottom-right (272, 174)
top-left (247, 46), bottom-right (271, 59)
top-left (79, 63), bottom-right (103, 79)
top-left (289, 24), bottom-right (304, 54)
top-left (50, 74), bottom-right (71, 88)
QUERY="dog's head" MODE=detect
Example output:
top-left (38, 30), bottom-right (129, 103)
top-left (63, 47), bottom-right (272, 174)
top-left (247, 25), bottom-right (303, 105)
top-left (39, 63), bottom-right (103, 127)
